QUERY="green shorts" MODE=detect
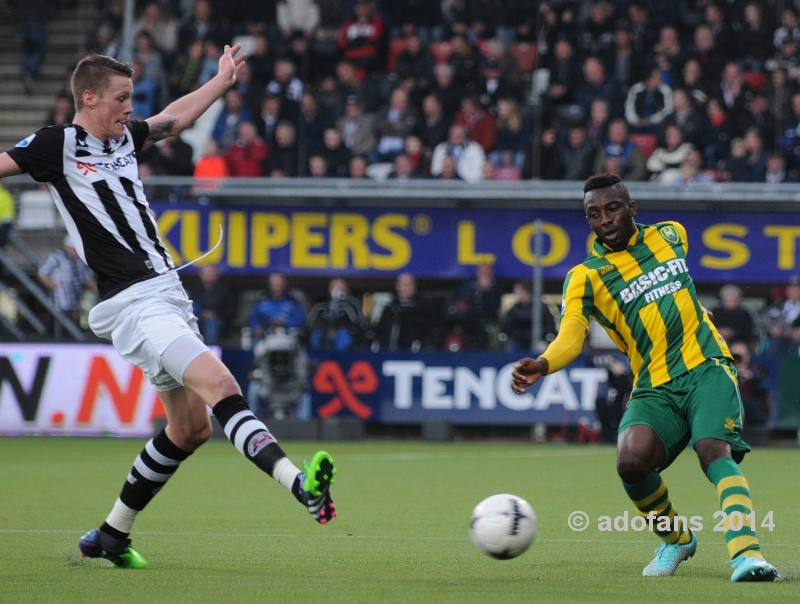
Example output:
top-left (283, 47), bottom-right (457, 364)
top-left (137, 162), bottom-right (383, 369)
top-left (618, 357), bottom-right (750, 471)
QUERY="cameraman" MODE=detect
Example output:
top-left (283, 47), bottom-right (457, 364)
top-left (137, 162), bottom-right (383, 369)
top-left (307, 279), bottom-right (368, 351)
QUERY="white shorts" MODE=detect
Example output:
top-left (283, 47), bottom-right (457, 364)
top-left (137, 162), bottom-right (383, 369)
top-left (88, 271), bottom-right (209, 392)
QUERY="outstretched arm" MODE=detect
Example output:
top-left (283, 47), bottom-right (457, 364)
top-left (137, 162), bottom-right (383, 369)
top-left (0, 153), bottom-right (23, 178)
top-left (511, 318), bottom-right (587, 394)
top-left (143, 44), bottom-right (247, 148)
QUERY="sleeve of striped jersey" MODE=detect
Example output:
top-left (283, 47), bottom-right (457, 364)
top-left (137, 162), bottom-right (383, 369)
top-left (560, 268), bottom-right (592, 333)
top-left (127, 121), bottom-right (151, 153)
top-left (6, 127), bottom-right (63, 182)
top-left (665, 220), bottom-right (689, 255)
top-left (540, 318), bottom-right (586, 374)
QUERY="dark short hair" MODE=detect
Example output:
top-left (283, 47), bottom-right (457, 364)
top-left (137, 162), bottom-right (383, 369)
top-left (584, 173), bottom-right (623, 194)
top-left (72, 54), bottom-right (133, 110)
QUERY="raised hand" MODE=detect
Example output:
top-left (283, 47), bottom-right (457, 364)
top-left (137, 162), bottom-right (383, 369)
top-left (218, 43), bottom-right (247, 87)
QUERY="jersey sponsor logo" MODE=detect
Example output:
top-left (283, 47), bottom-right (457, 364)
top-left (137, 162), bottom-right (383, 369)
top-left (247, 430), bottom-right (276, 457)
top-left (599, 264), bottom-right (616, 275)
top-left (77, 162), bottom-right (98, 176)
top-left (619, 258), bottom-right (689, 303)
top-left (658, 225), bottom-right (681, 245)
top-left (15, 134), bottom-right (36, 148)
top-left (94, 150), bottom-right (137, 172)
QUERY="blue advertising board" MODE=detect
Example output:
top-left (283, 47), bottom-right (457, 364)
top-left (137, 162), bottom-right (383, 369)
top-left (151, 204), bottom-right (800, 283)
top-left (308, 352), bottom-right (606, 425)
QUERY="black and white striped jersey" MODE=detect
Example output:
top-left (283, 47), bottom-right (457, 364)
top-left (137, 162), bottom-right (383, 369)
top-left (7, 122), bottom-right (175, 299)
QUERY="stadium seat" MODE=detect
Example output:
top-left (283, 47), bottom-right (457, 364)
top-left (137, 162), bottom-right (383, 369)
top-left (430, 41), bottom-right (453, 63)
top-left (629, 133), bottom-right (658, 160)
top-left (510, 42), bottom-right (538, 73)
top-left (742, 70), bottom-right (766, 91)
top-left (387, 38), bottom-right (407, 72)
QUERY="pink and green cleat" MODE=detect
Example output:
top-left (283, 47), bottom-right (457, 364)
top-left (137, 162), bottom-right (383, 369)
top-left (79, 529), bottom-right (147, 569)
top-left (301, 451), bottom-right (337, 524)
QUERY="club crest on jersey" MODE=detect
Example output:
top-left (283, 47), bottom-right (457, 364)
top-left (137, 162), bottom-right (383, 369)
top-left (15, 134), bottom-right (36, 148)
top-left (659, 225), bottom-right (681, 245)
top-left (247, 430), bottom-right (276, 457)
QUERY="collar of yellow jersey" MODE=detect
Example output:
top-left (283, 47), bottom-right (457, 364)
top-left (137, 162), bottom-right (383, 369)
top-left (591, 223), bottom-right (644, 256)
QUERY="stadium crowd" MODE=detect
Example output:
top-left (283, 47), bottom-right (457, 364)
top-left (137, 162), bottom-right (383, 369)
top-left (35, 0), bottom-right (800, 183)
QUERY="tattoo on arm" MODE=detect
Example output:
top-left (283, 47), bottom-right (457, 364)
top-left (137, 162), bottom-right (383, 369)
top-left (146, 120), bottom-right (176, 142)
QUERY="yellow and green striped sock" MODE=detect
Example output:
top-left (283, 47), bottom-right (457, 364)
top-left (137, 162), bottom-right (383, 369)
top-left (623, 472), bottom-right (692, 544)
top-left (707, 457), bottom-right (761, 559)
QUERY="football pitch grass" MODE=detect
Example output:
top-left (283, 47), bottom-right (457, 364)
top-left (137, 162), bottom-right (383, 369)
top-left (1, 438), bottom-right (798, 603)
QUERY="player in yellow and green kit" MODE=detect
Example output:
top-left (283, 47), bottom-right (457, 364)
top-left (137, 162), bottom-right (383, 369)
top-left (512, 173), bottom-right (780, 582)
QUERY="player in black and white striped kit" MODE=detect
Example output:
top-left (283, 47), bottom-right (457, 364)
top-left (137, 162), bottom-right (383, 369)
top-left (0, 49), bottom-right (336, 568)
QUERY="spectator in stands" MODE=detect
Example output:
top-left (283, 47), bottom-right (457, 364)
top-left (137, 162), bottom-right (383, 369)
top-left (430, 124), bottom-right (486, 183)
top-left (88, 24), bottom-right (121, 60)
top-left (307, 279), bottom-right (366, 351)
top-left (189, 265), bottom-right (236, 345)
top-left (308, 154), bottom-right (329, 178)
top-left (718, 137), bottom-right (748, 182)
top-left (267, 59), bottom-right (304, 105)
top-left (647, 124), bottom-right (694, 183)
top-left (388, 153), bottom-right (420, 180)
top-left (454, 96), bottom-right (495, 154)
top-left (370, 88), bottom-right (417, 163)
top-left (482, 161), bottom-right (497, 182)
top-left (676, 148), bottom-right (715, 184)
top-left (719, 62), bottom-right (756, 133)
top-left (437, 155), bottom-right (461, 180)
top-left (680, 58), bottom-right (710, 108)
top-left (580, 0), bottom-right (615, 59)
top-left (490, 99), bottom-right (530, 169)
top-left (445, 263), bottom-right (503, 350)
top-left (194, 139), bottom-right (230, 178)
top-left (628, 2), bottom-right (658, 58)
top-left (415, 93), bottom-right (449, 156)
top-left (249, 273), bottom-right (306, 338)
top-left (737, 2), bottom-right (775, 72)
top-left (765, 32), bottom-right (800, 80)
top-left (735, 127), bottom-right (769, 182)
top-left (232, 62), bottom-right (264, 117)
top-left (699, 97), bottom-right (735, 169)
top-left (46, 94), bottom-right (74, 127)
top-left (130, 60), bottom-right (157, 120)
top-left (760, 275), bottom-right (800, 343)
top-left (11, 0), bottom-right (48, 94)
top-left (178, 0), bottom-right (219, 51)
top-left (285, 31), bottom-right (317, 84)
top-left (322, 128), bottom-right (352, 177)
top-left (431, 63), bottom-right (464, 121)
top-left (766, 68), bottom-right (796, 143)
top-left (593, 118), bottom-right (647, 180)
top-left (337, 96), bottom-right (377, 157)
top-left (267, 121), bottom-right (300, 177)
top-left (535, 127), bottom-right (565, 180)
top-left (576, 56), bottom-right (625, 120)
top-left (197, 39), bottom-right (223, 86)
top-left (38, 236), bottom-right (96, 329)
top-left (142, 135), bottom-right (194, 176)
top-left (134, 2), bottom-right (177, 58)
top-left (133, 32), bottom-right (166, 100)
top-left (702, 2), bottom-right (736, 61)
top-left (606, 21), bottom-right (646, 92)
top-left (374, 272), bottom-right (436, 351)
top-left (543, 38), bottom-right (582, 112)
top-left (404, 135), bottom-right (426, 175)
top-left (652, 25), bottom-right (686, 84)
top-left (742, 94), bottom-right (777, 149)
top-left (730, 341), bottom-right (771, 428)
top-left (277, 0), bottom-right (320, 40)
top-left (773, 7), bottom-right (800, 50)
top-left (476, 56), bottom-right (519, 110)
top-left (712, 284), bottom-right (755, 345)
top-left (690, 25), bottom-right (726, 86)
top-left (255, 94), bottom-right (283, 144)
top-left (349, 155), bottom-right (368, 178)
top-left (212, 89), bottom-right (253, 150)
top-left (396, 28), bottom-right (436, 93)
top-left (624, 66), bottom-right (674, 134)
top-left (500, 280), bottom-right (557, 352)
top-left (586, 98), bottom-right (611, 148)
top-left (169, 39), bottom-right (205, 100)
top-left (339, 0), bottom-right (386, 76)
top-left (560, 124), bottom-right (597, 181)
top-left (226, 121), bottom-right (269, 177)
top-left (448, 34), bottom-right (481, 92)
top-left (765, 152), bottom-right (796, 183)
top-left (660, 88), bottom-right (702, 147)
top-left (335, 60), bottom-right (380, 113)
top-left (492, 152), bottom-right (521, 181)
top-left (298, 92), bottom-right (332, 161)
top-left (86, 0), bottom-right (123, 55)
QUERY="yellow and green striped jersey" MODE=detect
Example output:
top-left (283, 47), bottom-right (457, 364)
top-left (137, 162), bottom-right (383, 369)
top-left (561, 221), bottom-right (731, 388)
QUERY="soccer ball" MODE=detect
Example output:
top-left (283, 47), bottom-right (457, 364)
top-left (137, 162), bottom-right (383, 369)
top-left (469, 494), bottom-right (537, 559)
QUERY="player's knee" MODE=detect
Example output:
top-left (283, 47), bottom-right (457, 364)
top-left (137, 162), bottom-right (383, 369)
top-left (616, 452), bottom-right (650, 484)
top-left (185, 417), bottom-right (213, 448)
top-left (214, 371), bottom-right (241, 400)
top-left (167, 417), bottom-right (212, 451)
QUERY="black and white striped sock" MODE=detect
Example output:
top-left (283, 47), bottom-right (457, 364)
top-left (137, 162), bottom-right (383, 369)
top-left (102, 428), bottom-right (191, 543)
top-left (212, 394), bottom-right (301, 494)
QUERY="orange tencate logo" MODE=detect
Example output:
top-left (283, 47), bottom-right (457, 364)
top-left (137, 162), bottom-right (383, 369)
top-left (312, 360), bottom-right (379, 419)
top-left (77, 162), bottom-right (97, 176)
